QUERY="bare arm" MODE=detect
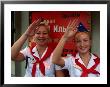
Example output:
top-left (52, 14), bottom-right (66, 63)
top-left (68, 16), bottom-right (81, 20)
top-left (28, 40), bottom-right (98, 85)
top-left (11, 34), bottom-right (28, 61)
top-left (52, 36), bottom-right (68, 67)
top-left (11, 18), bottom-right (43, 61)
top-left (52, 18), bottom-right (79, 67)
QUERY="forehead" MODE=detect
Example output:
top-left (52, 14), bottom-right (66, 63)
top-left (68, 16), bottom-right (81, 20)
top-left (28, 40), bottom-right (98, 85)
top-left (36, 25), bottom-right (49, 32)
top-left (75, 32), bottom-right (89, 39)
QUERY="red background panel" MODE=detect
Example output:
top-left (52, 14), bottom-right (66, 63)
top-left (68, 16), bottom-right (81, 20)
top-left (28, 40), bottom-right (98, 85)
top-left (30, 11), bottom-right (91, 56)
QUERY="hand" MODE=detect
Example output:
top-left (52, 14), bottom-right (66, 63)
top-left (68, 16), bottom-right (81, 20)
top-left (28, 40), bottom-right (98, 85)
top-left (24, 17), bottom-right (43, 37)
top-left (63, 18), bottom-right (79, 39)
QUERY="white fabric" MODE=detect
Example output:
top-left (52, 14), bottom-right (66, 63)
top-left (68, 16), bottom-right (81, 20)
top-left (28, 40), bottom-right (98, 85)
top-left (63, 53), bottom-right (100, 77)
top-left (20, 46), bottom-right (61, 77)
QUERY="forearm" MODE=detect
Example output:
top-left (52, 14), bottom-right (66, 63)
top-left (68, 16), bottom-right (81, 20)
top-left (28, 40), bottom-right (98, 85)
top-left (52, 36), bottom-right (68, 64)
top-left (11, 33), bottom-right (28, 59)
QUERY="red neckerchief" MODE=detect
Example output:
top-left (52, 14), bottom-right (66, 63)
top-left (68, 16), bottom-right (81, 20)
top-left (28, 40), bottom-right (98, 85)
top-left (73, 53), bottom-right (100, 77)
top-left (29, 43), bottom-right (55, 77)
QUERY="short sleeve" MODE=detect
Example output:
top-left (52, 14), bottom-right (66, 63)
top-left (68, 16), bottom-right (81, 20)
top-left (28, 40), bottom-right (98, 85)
top-left (20, 46), bottom-right (29, 58)
top-left (62, 57), bottom-right (70, 69)
top-left (62, 54), bottom-right (74, 70)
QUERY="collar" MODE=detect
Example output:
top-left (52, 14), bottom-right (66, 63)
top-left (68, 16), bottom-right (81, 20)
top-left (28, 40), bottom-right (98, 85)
top-left (73, 53), bottom-right (99, 70)
top-left (31, 45), bottom-right (48, 59)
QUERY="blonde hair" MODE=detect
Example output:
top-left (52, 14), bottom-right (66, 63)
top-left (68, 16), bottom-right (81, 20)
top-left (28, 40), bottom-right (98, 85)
top-left (37, 22), bottom-right (50, 33)
top-left (74, 31), bottom-right (92, 41)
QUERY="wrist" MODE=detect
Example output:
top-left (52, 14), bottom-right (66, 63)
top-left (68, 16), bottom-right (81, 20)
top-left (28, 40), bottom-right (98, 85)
top-left (23, 32), bottom-right (29, 37)
top-left (61, 35), bottom-right (68, 42)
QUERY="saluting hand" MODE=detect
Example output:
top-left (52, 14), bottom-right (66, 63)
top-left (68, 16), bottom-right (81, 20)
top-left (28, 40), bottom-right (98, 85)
top-left (25, 17), bottom-right (43, 37)
top-left (63, 18), bottom-right (79, 39)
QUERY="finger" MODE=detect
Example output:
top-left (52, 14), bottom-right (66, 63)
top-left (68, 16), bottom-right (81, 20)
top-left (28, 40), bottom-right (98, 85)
top-left (31, 18), bottom-right (44, 30)
top-left (70, 18), bottom-right (79, 31)
top-left (67, 18), bottom-right (77, 28)
top-left (29, 18), bottom-right (43, 31)
top-left (67, 20), bottom-right (72, 28)
top-left (70, 17), bottom-right (79, 27)
top-left (30, 18), bottom-right (42, 26)
top-left (73, 18), bottom-right (79, 30)
top-left (69, 18), bottom-right (77, 27)
top-left (35, 27), bottom-right (39, 33)
top-left (67, 18), bottom-right (78, 31)
top-left (28, 20), bottom-right (38, 30)
top-left (74, 17), bottom-right (79, 26)
top-left (35, 17), bottom-right (43, 25)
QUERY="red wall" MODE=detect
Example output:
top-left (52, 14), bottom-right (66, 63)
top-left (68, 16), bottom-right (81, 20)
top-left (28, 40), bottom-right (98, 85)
top-left (30, 11), bottom-right (91, 56)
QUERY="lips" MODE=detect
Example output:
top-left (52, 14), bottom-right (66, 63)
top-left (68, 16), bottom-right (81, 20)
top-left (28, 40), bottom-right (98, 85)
top-left (79, 47), bottom-right (88, 51)
top-left (80, 47), bottom-right (86, 50)
top-left (37, 38), bottom-right (47, 42)
top-left (38, 39), bottom-right (45, 41)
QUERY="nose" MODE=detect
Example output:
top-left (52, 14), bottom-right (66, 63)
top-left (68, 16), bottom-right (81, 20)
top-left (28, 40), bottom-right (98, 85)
top-left (39, 33), bottom-right (44, 37)
top-left (80, 41), bottom-right (84, 47)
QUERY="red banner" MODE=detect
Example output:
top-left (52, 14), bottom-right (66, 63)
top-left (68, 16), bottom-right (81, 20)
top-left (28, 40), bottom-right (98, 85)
top-left (30, 11), bottom-right (91, 56)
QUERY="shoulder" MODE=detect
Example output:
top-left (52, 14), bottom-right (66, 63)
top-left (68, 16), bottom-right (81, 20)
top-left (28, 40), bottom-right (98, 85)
top-left (91, 53), bottom-right (100, 64)
top-left (91, 53), bottom-right (100, 61)
top-left (64, 54), bottom-right (75, 62)
top-left (92, 53), bottom-right (100, 58)
top-left (20, 46), bottom-right (29, 52)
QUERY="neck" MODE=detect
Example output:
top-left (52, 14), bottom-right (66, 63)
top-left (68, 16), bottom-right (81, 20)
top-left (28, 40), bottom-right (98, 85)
top-left (79, 52), bottom-right (90, 60)
top-left (37, 44), bottom-right (48, 51)
top-left (36, 45), bottom-right (48, 57)
top-left (79, 52), bottom-right (91, 67)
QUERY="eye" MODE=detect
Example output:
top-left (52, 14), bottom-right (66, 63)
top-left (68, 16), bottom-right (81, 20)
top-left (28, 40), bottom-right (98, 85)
top-left (76, 40), bottom-right (81, 43)
top-left (43, 32), bottom-right (48, 35)
top-left (42, 31), bottom-right (48, 34)
top-left (84, 39), bottom-right (89, 42)
top-left (36, 32), bottom-right (40, 34)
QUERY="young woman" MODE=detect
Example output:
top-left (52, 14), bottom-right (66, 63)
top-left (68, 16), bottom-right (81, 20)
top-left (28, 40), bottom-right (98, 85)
top-left (52, 18), bottom-right (100, 77)
top-left (11, 18), bottom-right (64, 77)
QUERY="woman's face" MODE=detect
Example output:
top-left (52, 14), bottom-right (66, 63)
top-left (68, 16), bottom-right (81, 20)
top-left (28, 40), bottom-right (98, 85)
top-left (35, 25), bottom-right (49, 46)
top-left (75, 32), bottom-right (91, 54)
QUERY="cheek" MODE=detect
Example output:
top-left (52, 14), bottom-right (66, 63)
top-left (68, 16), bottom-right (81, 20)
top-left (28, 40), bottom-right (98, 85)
top-left (86, 41), bottom-right (91, 46)
top-left (75, 43), bottom-right (80, 49)
top-left (34, 34), bottom-right (39, 38)
top-left (34, 35), bottom-right (38, 40)
top-left (45, 34), bottom-right (49, 37)
top-left (75, 42), bottom-right (91, 47)
top-left (45, 35), bottom-right (50, 39)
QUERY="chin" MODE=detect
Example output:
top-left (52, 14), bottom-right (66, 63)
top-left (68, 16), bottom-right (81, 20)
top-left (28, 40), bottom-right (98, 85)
top-left (38, 42), bottom-right (48, 46)
top-left (78, 50), bottom-right (89, 54)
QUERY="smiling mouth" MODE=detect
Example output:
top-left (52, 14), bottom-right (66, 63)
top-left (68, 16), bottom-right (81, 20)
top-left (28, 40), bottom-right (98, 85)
top-left (80, 47), bottom-right (87, 50)
top-left (38, 39), bottom-right (46, 42)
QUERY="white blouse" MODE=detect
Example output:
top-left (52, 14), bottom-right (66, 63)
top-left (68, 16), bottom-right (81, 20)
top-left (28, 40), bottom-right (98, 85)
top-left (63, 53), bottom-right (100, 77)
top-left (20, 46), bottom-right (61, 77)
